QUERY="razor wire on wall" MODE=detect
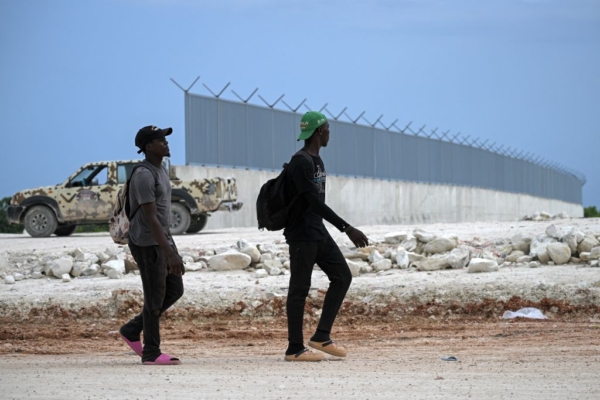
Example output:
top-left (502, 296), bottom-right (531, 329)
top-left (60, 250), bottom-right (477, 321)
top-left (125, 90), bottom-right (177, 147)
top-left (172, 77), bottom-right (585, 204)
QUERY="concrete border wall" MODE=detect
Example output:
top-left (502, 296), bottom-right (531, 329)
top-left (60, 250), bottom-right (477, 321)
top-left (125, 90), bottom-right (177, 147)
top-left (174, 165), bottom-right (583, 231)
top-left (185, 93), bottom-right (585, 204)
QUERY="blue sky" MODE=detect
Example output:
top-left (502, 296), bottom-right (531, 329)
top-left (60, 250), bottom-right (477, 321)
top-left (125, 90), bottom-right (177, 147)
top-left (1, 0), bottom-right (599, 207)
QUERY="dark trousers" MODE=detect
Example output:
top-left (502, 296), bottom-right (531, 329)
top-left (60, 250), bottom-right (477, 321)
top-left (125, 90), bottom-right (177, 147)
top-left (286, 235), bottom-right (352, 345)
top-left (120, 242), bottom-right (184, 362)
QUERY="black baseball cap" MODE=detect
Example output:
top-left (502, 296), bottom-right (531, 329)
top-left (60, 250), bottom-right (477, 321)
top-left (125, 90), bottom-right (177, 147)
top-left (135, 125), bottom-right (173, 154)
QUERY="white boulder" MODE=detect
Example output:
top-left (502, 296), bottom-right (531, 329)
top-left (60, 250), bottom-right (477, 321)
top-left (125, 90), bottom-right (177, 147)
top-left (383, 248), bottom-right (393, 259)
top-left (4, 275), bottom-right (15, 284)
top-left (447, 247), bottom-right (470, 269)
top-left (239, 246), bottom-right (261, 263)
top-left (73, 248), bottom-right (86, 261)
top-left (209, 251), bottom-right (252, 271)
top-left (257, 244), bottom-right (278, 254)
top-left (263, 259), bottom-right (282, 274)
top-left (82, 264), bottom-right (100, 276)
top-left (423, 237), bottom-right (456, 255)
top-left (237, 239), bottom-right (251, 249)
top-left (413, 229), bottom-right (436, 243)
top-left (71, 262), bottom-right (88, 277)
top-left (529, 235), bottom-right (556, 258)
top-left (50, 257), bottom-right (74, 278)
top-left (511, 233), bottom-right (532, 253)
top-left (407, 252), bottom-right (425, 263)
top-left (562, 233), bottom-right (580, 255)
top-left (400, 238), bottom-right (417, 252)
top-left (254, 269), bottom-right (268, 279)
top-left (545, 224), bottom-right (574, 240)
top-left (105, 269), bottom-right (122, 279)
top-left (578, 236), bottom-right (600, 254)
top-left (467, 258), bottom-right (499, 273)
top-left (368, 250), bottom-right (385, 264)
top-left (590, 247), bottom-right (600, 260)
top-left (372, 259), bottom-right (392, 272)
top-left (395, 247), bottom-right (410, 269)
top-left (506, 251), bottom-right (525, 263)
top-left (97, 252), bottom-right (110, 263)
top-left (516, 255), bottom-right (533, 263)
top-left (105, 247), bottom-right (120, 257)
top-left (384, 231), bottom-right (407, 244)
top-left (184, 262), bottom-right (205, 272)
top-left (102, 260), bottom-right (125, 275)
top-left (546, 242), bottom-right (571, 265)
top-left (181, 255), bottom-right (195, 264)
top-left (415, 254), bottom-right (450, 271)
top-left (537, 250), bottom-right (550, 264)
top-left (346, 259), bottom-right (362, 277)
top-left (259, 253), bottom-right (273, 262)
top-left (339, 246), bottom-right (370, 261)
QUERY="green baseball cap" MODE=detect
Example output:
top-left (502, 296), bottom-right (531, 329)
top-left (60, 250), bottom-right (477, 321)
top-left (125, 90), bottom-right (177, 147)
top-left (297, 111), bottom-right (327, 141)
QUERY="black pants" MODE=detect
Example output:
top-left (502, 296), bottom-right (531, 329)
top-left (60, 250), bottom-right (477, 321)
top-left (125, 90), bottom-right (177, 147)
top-left (286, 235), bottom-right (352, 346)
top-left (120, 243), bottom-right (184, 362)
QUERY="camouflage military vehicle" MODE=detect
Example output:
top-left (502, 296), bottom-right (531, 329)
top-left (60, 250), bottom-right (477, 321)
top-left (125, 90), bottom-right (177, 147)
top-left (7, 159), bottom-right (242, 237)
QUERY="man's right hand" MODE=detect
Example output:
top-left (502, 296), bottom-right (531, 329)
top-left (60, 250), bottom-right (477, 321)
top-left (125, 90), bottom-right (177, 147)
top-left (167, 251), bottom-right (185, 276)
top-left (346, 227), bottom-right (369, 248)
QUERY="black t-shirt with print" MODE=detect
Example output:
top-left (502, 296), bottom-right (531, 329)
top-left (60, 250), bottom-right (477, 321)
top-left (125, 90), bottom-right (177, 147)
top-left (283, 151), bottom-right (348, 242)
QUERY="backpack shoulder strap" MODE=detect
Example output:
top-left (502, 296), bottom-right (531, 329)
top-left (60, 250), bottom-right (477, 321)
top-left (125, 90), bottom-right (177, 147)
top-left (126, 161), bottom-right (160, 219)
top-left (133, 160), bottom-right (160, 186)
top-left (292, 149), bottom-right (314, 173)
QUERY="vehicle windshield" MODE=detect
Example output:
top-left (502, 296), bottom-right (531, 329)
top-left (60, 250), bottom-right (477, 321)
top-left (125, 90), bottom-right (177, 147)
top-left (67, 165), bottom-right (107, 187)
top-left (117, 163), bottom-right (137, 184)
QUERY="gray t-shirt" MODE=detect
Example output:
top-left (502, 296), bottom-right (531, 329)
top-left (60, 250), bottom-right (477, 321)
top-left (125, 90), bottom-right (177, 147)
top-left (128, 161), bottom-right (173, 246)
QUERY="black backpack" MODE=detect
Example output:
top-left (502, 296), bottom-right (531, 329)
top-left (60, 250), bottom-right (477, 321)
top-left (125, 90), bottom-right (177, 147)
top-left (256, 150), bottom-right (313, 231)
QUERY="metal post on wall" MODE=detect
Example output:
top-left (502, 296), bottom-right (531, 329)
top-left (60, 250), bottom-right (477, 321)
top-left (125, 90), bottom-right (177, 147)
top-left (170, 76), bottom-right (200, 165)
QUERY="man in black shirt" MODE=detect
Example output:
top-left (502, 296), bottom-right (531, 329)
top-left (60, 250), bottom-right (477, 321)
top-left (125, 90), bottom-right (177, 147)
top-left (283, 111), bottom-right (369, 362)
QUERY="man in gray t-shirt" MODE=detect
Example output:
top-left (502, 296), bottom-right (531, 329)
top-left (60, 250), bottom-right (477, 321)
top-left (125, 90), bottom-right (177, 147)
top-left (118, 125), bottom-right (185, 366)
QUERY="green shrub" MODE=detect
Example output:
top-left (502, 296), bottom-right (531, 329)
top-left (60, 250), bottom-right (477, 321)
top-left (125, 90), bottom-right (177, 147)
top-left (0, 197), bottom-right (24, 234)
top-left (584, 206), bottom-right (600, 218)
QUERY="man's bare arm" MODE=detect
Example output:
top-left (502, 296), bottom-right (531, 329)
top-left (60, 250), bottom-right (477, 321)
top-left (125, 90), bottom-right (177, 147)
top-left (140, 202), bottom-right (185, 276)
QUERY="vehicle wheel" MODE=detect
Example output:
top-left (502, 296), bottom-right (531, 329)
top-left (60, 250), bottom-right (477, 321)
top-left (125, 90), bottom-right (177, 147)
top-left (54, 224), bottom-right (77, 236)
top-left (186, 213), bottom-right (208, 234)
top-left (170, 203), bottom-right (191, 235)
top-left (24, 205), bottom-right (58, 238)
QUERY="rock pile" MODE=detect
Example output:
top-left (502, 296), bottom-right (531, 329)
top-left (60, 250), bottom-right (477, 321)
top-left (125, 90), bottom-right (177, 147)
top-left (2, 223), bottom-right (600, 285)
top-left (2, 246), bottom-right (139, 284)
top-left (521, 211), bottom-right (569, 221)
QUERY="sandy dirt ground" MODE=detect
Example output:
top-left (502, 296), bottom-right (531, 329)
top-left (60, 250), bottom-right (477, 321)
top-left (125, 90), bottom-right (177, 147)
top-left (1, 219), bottom-right (600, 399)
top-left (0, 318), bottom-right (599, 400)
